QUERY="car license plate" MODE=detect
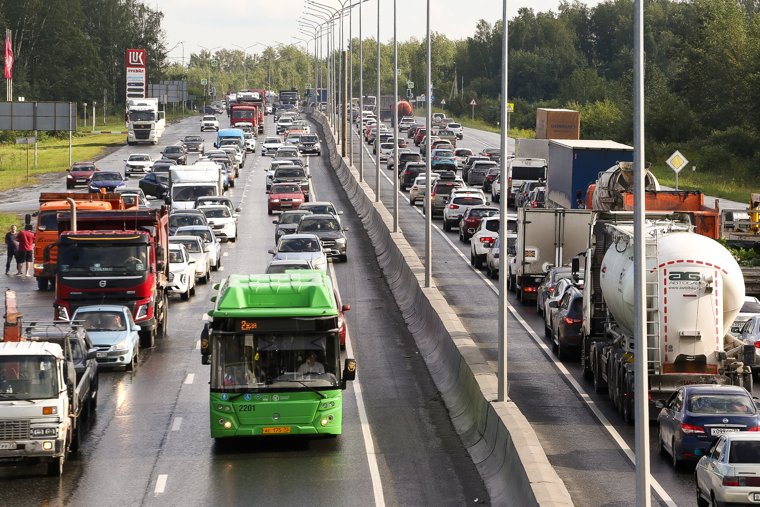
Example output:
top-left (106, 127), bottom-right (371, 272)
top-left (711, 427), bottom-right (740, 436)
top-left (96, 352), bottom-right (107, 359)
top-left (262, 427), bottom-right (291, 435)
top-left (0, 442), bottom-right (17, 450)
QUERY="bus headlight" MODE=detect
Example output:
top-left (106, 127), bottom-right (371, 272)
top-left (320, 418), bottom-right (329, 427)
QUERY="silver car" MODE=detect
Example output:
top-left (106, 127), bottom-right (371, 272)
top-left (695, 432), bottom-right (760, 506)
top-left (267, 233), bottom-right (328, 271)
top-left (71, 305), bottom-right (141, 371)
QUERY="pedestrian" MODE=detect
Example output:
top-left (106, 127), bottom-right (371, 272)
top-left (4, 224), bottom-right (18, 275)
top-left (15, 224), bottom-right (34, 277)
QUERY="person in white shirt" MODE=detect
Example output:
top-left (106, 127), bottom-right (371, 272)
top-left (297, 351), bottom-right (325, 375)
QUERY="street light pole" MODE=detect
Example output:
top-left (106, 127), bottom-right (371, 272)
top-left (374, 0), bottom-right (380, 203)
top-left (424, 0), bottom-right (432, 288)
top-left (359, 0), bottom-right (364, 181)
top-left (497, 0), bottom-right (509, 403)
top-left (392, 0), bottom-right (398, 231)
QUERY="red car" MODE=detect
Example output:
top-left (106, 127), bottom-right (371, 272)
top-left (458, 205), bottom-right (499, 243)
top-left (66, 161), bottom-right (100, 189)
top-left (334, 289), bottom-right (351, 349)
top-left (414, 128), bottom-right (428, 146)
top-left (267, 183), bottom-right (305, 215)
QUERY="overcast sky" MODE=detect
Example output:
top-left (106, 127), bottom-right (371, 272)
top-left (152, 0), bottom-right (604, 63)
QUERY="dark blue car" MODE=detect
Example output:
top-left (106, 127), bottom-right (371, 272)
top-left (88, 171), bottom-right (125, 193)
top-left (657, 385), bottom-right (760, 468)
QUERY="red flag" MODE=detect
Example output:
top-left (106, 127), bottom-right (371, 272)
top-left (4, 36), bottom-right (13, 80)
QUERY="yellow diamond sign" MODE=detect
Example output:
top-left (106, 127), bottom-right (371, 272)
top-left (666, 150), bottom-right (689, 174)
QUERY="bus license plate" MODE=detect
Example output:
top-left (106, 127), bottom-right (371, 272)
top-left (0, 442), bottom-right (17, 450)
top-left (262, 427), bottom-right (291, 435)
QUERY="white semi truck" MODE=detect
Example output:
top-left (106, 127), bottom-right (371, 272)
top-left (127, 98), bottom-right (165, 145)
top-left (581, 212), bottom-right (754, 422)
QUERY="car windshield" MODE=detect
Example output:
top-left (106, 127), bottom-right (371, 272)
top-left (0, 356), bottom-right (58, 400)
top-left (688, 394), bottom-right (757, 414)
top-left (92, 172), bottom-right (122, 181)
top-left (202, 208), bottom-right (230, 218)
top-left (299, 218), bottom-right (339, 232)
top-left (184, 136), bottom-right (202, 142)
top-left (58, 244), bottom-right (148, 275)
top-left (172, 239), bottom-right (201, 253)
top-left (170, 215), bottom-right (204, 228)
top-left (729, 441), bottom-right (760, 464)
top-left (203, 116), bottom-right (216, 121)
top-left (265, 138), bottom-right (281, 144)
top-left (741, 300), bottom-right (760, 313)
top-left (164, 147), bottom-right (182, 153)
top-left (266, 263), bottom-right (311, 273)
top-left (449, 124), bottom-right (461, 129)
top-left (272, 184), bottom-right (301, 194)
top-left (280, 238), bottom-right (321, 252)
top-left (77, 311), bottom-right (127, 332)
top-left (279, 213), bottom-right (308, 225)
top-left (169, 250), bottom-right (184, 263)
top-left (72, 164), bottom-right (95, 172)
top-left (275, 168), bottom-right (305, 178)
top-left (302, 135), bottom-right (318, 143)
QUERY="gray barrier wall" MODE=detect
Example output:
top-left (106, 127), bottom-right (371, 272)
top-left (309, 110), bottom-right (573, 506)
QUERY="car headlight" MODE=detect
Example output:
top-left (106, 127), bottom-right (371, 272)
top-left (66, 174), bottom-right (74, 179)
top-left (335, 238), bottom-right (346, 245)
top-left (270, 199), bottom-right (280, 202)
top-left (112, 337), bottom-right (131, 351)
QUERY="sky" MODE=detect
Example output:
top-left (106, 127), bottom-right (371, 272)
top-left (153, 0), bottom-right (604, 64)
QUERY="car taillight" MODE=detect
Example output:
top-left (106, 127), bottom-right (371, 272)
top-left (721, 476), bottom-right (760, 487)
top-left (755, 341), bottom-right (760, 348)
top-left (480, 237), bottom-right (494, 244)
top-left (548, 287), bottom-right (555, 294)
top-left (466, 218), bottom-right (478, 224)
top-left (564, 317), bottom-right (582, 325)
top-left (680, 422), bottom-right (705, 434)
top-left (431, 193), bottom-right (436, 198)
top-left (748, 426), bottom-right (760, 431)
top-left (449, 204), bottom-right (459, 209)
top-left (531, 201), bottom-right (539, 208)
top-left (524, 286), bottom-right (537, 293)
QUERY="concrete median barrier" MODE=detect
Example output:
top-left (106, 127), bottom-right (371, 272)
top-left (309, 110), bottom-right (572, 506)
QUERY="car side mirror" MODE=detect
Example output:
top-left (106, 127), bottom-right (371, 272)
top-left (133, 325), bottom-right (142, 332)
top-left (235, 207), bottom-right (241, 212)
top-left (268, 249), bottom-right (275, 254)
top-left (164, 195), bottom-right (171, 204)
top-left (87, 348), bottom-right (98, 360)
top-left (342, 227), bottom-right (349, 232)
top-left (341, 358), bottom-right (356, 389)
top-left (654, 400), bottom-right (665, 409)
top-left (337, 210), bottom-right (344, 215)
top-left (272, 220), bottom-right (279, 224)
top-left (188, 259), bottom-right (195, 264)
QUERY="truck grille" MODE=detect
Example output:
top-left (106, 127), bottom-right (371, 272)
top-left (134, 129), bottom-right (150, 140)
top-left (0, 420), bottom-right (30, 440)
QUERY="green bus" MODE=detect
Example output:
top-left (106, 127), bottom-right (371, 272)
top-left (201, 272), bottom-right (356, 438)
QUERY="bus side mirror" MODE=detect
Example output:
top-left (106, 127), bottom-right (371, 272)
top-left (341, 358), bottom-right (356, 389)
top-left (200, 323), bottom-right (211, 365)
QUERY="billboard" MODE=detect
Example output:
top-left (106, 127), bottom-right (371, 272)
top-left (0, 102), bottom-right (76, 131)
top-left (125, 48), bottom-right (146, 101)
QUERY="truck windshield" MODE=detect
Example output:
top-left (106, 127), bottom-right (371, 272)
top-left (129, 111), bottom-right (155, 122)
top-left (0, 356), bottom-right (59, 400)
top-left (58, 244), bottom-right (148, 275)
top-left (232, 111), bottom-right (255, 120)
top-left (173, 186), bottom-right (217, 202)
top-left (211, 333), bottom-right (338, 390)
top-left (37, 211), bottom-right (58, 232)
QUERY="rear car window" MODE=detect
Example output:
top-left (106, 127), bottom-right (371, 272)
top-left (433, 183), bottom-right (458, 195)
top-left (485, 220), bottom-right (500, 233)
top-left (453, 197), bottom-right (484, 205)
top-left (729, 441), bottom-right (760, 464)
top-left (741, 300), bottom-right (760, 313)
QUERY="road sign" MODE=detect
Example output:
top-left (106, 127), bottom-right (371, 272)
top-left (507, 102), bottom-right (514, 113)
top-left (15, 137), bottom-right (36, 144)
top-left (440, 99), bottom-right (446, 106)
top-left (407, 81), bottom-right (414, 89)
top-left (469, 99), bottom-right (477, 106)
top-left (201, 79), bottom-right (208, 86)
top-left (666, 150), bottom-right (689, 174)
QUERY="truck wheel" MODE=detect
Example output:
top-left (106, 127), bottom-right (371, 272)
top-left (139, 329), bottom-right (155, 349)
top-left (70, 420), bottom-right (81, 453)
top-left (36, 277), bottom-right (49, 291)
top-left (622, 375), bottom-right (633, 425)
top-left (158, 297), bottom-right (168, 338)
top-left (181, 289), bottom-right (190, 301)
top-left (593, 360), bottom-right (607, 394)
top-left (47, 456), bottom-right (64, 477)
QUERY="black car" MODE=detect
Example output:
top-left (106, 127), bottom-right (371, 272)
top-left (536, 266), bottom-right (576, 317)
top-left (399, 162), bottom-right (426, 190)
top-left (151, 159), bottom-right (177, 175)
top-left (547, 285), bottom-right (584, 359)
top-left (168, 211), bottom-right (208, 235)
top-left (181, 135), bottom-right (205, 154)
top-left (139, 172), bottom-right (169, 198)
top-left (296, 213), bottom-right (348, 261)
top-left (390, 151), bottom-right (421, 173)
top-left (273, 210), bottom-right (312, 243)
top-left (161, 145), bottom-right (187, 165)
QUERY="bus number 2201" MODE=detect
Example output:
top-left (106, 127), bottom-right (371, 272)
top-left (239, 405), bottom-right (255, 412)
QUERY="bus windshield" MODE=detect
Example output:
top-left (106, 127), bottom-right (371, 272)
top-left (211, 332), bottom-right (339, 390)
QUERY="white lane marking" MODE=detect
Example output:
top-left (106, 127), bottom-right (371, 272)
top-left (154, 474), bottom-right (168, 494)
top-left (350, 126), bottom-right (677, 507)
top-left (329, 262), bottom-right (385, 507)
top-left (184, 373), bottom-right (195, 385)
top-left (195, 339), bottom-right (201, 350)
top-left (171, 417), bottom-right (183, 432)
top-left (223, 252), bottom-right (229, 257)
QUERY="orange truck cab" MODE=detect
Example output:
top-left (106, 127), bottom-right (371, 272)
top-left (33, 193), bottom-right (125, 291)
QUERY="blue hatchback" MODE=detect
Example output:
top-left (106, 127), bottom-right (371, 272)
top-left (657, 385), bottom-right (760, 468)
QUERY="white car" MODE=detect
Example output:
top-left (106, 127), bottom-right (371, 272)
top-left (268, 234), bottom-right (328, 272)
top-left (454, 148), bottom-right (473, 169)
top-left (197, 204), bottom-right (238, 242)
top-left (169, 235), bottom-right (211, 284)
top-left (243, 132), bottom-right (256, 153)
top-left (398, 116), bottom-right (416, 132)
top-left (491, 173), bottom-right (502, 203)
top-left (731, 296), bottom-right (760, 334)
top-left (124, 154), bottom-right (153, 176)
top-left (446, 122), bottom-right (464, 139)
top-left (695, 432), bottom-right (760, 507)
top-left (409, 173), bottom-right (440, 205)
top-left (167, 243), bottom-right (196, 301)
top-left (442, 190), bottom-right (487, 231)
top-left (201, 115), bottom-right (219, 132)
top-left (276, 117), bottom-right (294, 134)
top-left (174, 225), bottom-right (222, 271)
top-left (470, 216), bottom-right (501, 269)
top-left (262, 136), bottom-right (284, 156)
top-left (378, 142), bottom-right (394, 162)
top-left (72, 305), bottom-right (141, 371)
top-left (220, 145), bottom-right (244, 169)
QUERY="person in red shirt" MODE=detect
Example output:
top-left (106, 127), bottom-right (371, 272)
top-left (15, 224), bottom-right (34, 277)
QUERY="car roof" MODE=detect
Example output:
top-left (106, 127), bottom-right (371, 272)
top-left (684, 384), bottom-right (752, 395)
top-left (279, 233), bottom-right (320, 240)
top-left (170, 235), bottom-right (202, 243)
top-left (300, 213), bottom-right (337, 221)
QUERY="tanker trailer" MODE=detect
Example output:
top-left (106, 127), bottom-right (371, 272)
top-left (580, 212), bottom-right (754, 423)
top-left (397, 100), bottom-right (413, 120)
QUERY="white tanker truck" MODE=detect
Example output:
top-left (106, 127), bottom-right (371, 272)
top-left (580, 211), bottom-right (755, 422)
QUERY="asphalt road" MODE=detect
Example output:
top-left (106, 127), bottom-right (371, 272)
top-left (346, 117), bottom-right (760, 506)
top-left (0, 115), bottom-right (487, 506)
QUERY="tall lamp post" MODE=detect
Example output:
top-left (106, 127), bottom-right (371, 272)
top-left (232, 43), bottom-right (263, 89)
top-left (374, 0), bottom-right (380, 202)
top-left (198, 45), bottom-right (221, 111)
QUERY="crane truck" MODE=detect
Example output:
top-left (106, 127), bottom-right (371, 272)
top-left (580, 212), bottom-right (755, 423)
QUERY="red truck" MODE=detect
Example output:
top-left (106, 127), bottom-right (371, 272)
top-left (51, 208), bottom-right (170, 348)
top-left (229, 103), bottom-right (259, 132)
top-left (237, 90), bottom-right (265, 133)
